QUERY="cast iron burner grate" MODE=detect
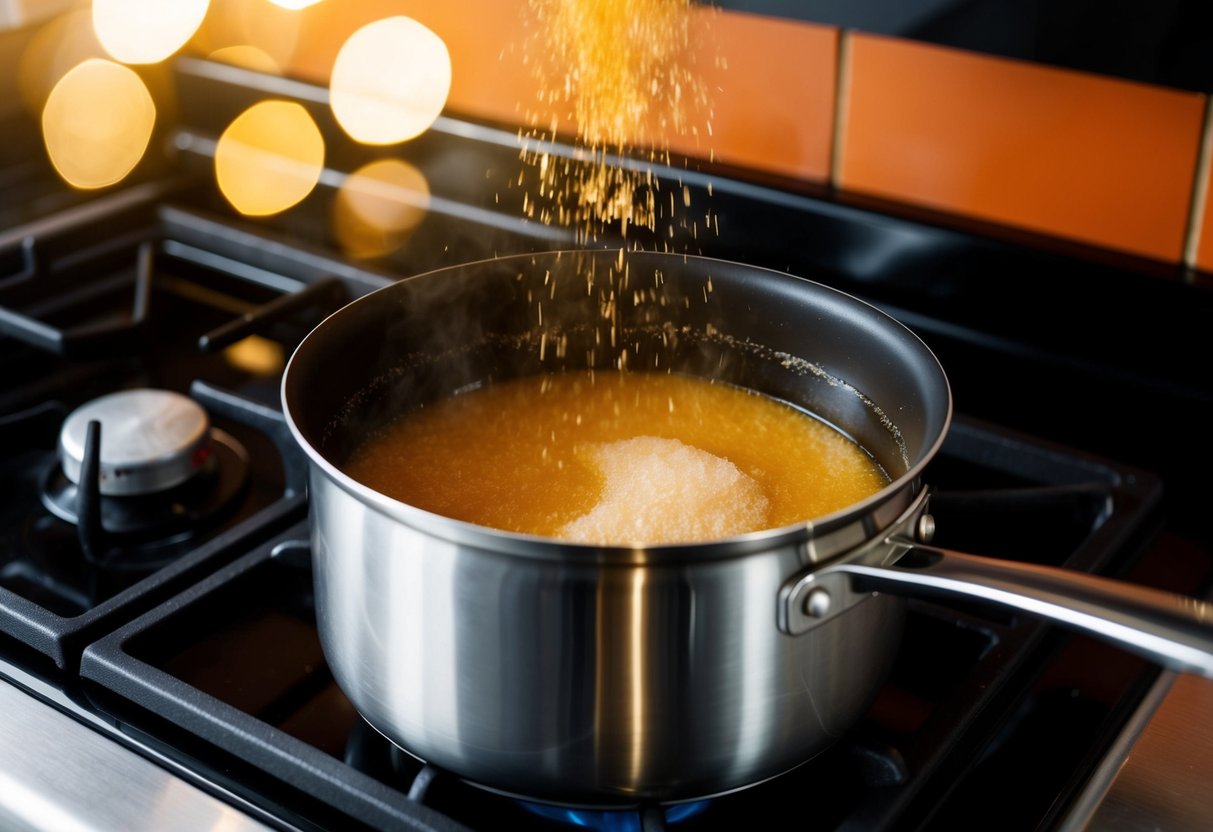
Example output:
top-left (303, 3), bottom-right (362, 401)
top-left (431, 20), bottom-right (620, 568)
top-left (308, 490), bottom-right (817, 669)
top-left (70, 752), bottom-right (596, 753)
top-left (0, 199), bottom-right (378, 671)
top-left (76, 415), bottom-right (1175, 832)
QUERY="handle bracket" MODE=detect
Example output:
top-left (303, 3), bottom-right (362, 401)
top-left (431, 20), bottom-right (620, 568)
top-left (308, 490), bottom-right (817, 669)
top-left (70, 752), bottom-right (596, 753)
top-left (778, 489), bottom-right (929, 635)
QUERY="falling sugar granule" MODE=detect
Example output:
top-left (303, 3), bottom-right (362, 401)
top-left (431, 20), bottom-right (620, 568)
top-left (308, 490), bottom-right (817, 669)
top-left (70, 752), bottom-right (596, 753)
top-left (519, 0), bottom-right (715, 244)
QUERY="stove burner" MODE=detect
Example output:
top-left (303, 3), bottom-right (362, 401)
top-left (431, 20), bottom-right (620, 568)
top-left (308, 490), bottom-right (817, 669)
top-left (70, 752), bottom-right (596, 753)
top-left (41, 427), bottom-right (249, 537)
top-left (518, 800), bottom-right (709, 831)
top-left (39, 389), bottom-right (251, 565)
top-left (340, 716), bottom-right (712, 831)
top-left (59, 389), bottom-right (210, 496)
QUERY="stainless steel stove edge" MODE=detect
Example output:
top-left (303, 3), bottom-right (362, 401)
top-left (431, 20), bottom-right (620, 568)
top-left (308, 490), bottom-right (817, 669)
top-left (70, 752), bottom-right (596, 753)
top-left (0, 676), bottom-right (277, 832)
top-left (1061, 669), bottom-right (1213, 830)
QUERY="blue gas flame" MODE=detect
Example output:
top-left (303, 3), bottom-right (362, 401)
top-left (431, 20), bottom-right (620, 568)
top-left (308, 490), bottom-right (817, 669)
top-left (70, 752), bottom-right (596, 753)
top-left (520, 799), bottom-right (710, 830)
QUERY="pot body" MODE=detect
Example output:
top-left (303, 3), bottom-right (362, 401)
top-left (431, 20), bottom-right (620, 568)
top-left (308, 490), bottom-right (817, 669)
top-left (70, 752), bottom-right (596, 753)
top-left (284, 249), bottom-right (952, 805)
top-left (311, 470), bottom-right (910, 804)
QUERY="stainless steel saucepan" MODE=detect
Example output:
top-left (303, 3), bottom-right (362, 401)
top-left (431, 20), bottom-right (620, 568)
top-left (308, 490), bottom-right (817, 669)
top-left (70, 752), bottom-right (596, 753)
top-left (281, 248), bottom-right (1213, 808)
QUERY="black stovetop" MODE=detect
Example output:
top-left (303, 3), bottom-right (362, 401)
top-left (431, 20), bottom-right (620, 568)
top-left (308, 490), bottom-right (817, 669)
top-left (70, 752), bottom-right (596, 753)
top-left (73, 413), bottom-right (1180, 832)
top-left (0, 57), bottom-right (1211, 832)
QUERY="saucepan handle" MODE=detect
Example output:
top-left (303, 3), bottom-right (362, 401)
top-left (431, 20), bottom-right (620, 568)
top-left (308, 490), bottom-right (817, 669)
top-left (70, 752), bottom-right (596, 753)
top-left (830, 542), bottom-right (1213, 678)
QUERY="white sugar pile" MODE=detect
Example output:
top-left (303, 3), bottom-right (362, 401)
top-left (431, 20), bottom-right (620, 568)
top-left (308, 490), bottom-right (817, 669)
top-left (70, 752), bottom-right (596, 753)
top-left (558, 436), bottom-right (770, 545)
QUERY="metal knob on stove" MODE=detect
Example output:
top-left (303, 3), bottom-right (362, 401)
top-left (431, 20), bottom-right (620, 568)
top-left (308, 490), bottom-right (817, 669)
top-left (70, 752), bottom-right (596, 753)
top-left (58, 389), bottom-right (212, 496)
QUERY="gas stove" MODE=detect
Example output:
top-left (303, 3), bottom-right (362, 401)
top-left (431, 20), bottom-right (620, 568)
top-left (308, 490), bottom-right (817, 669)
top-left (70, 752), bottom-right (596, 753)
top-left (1, 57), bottom-right (1211, 832)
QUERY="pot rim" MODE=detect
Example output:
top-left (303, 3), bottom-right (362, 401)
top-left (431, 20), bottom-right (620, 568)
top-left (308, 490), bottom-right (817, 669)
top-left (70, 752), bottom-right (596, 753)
top-left (281, 249), bottom-right (954, 564)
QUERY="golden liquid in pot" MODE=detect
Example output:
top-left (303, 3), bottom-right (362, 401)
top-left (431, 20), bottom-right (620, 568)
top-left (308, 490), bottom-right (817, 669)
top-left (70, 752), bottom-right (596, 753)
top-left (343, 370), bottom-right (890, 544)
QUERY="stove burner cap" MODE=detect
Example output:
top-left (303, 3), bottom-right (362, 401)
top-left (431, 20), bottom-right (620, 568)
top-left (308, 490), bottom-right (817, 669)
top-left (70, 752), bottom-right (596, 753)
top-left (59, 389), bottom-right (210, 496)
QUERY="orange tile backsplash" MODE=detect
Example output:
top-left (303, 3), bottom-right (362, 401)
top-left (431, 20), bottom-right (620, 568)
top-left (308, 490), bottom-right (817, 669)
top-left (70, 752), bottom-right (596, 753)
top-left (194, 1), bottom-right (1213, 269)
top-left (283, 0), bottom-right (530, 126)
top-left (1192, 119), bottom-right (1213, 273)
top-left (680, 12), bottom-right (836, 181)
top-left (839, 33), bottom-right (1206, 264)
top-left (275, 2), bottom-right (837, 183)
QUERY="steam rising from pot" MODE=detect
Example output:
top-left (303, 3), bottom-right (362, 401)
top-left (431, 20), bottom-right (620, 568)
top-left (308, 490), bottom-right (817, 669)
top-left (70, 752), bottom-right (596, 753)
top-left (319, 250), bottom-right (908, 488)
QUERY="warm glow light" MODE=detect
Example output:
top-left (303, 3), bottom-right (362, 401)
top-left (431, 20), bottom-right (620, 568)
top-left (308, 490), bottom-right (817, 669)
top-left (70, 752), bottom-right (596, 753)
top-left (207, 45), bottom-right (281, 75)
top-left (224, 335), bottom-right (285, 376)
top-left (191, 0), bottom-right (302, 69)
top-left (93, 0), bottom-right (210, 64)
top-left (333, 158), bottom-right (431, 258)
top-left (214, 100), bottom-right (324, 216)
top-left (266, 0), bottom-right (324, 8)
top-left (42, 58), bottom-right (156, 189)
top-left (329, 16), bottom-right (451, 145)
top-left (17, 9), bottom-right (107, 117)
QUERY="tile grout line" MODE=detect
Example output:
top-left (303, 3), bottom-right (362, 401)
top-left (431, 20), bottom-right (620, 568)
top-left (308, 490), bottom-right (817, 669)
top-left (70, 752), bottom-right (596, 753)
top-left (829, 28), bottom-right (852, 191)
top-left (1181, 93), bottom-right (1213, 280)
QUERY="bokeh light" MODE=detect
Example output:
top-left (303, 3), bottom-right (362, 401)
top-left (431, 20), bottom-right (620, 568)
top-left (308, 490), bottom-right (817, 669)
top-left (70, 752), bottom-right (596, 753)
top-left (333, 158), bottom-right (431, 258)
top-left (93, 0), bottom-right (211, 65)
top-left (266, 0), bottom-right (325, 8)
top-left (329, 16), bottom-right (451, 145)
top-left (42, 58), bottom-right (156, 190)
top-left (190, 0), bottom-right (302, 69)
top-left (207, 45), bottom-right (281, 75)
top-left (214, 100), bottom-right (324, 216)
top-left (224, 335), bottom-right (285, 376)
top-left (17, 9), bottom-right (107, 117)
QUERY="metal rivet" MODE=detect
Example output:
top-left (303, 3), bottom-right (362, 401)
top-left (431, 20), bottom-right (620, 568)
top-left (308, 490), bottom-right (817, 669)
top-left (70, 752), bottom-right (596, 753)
top-left (804, 588), bottom-right (831, 618)
top-left (916, 514), bottom-right (936, 543)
